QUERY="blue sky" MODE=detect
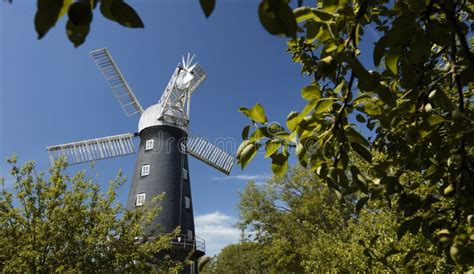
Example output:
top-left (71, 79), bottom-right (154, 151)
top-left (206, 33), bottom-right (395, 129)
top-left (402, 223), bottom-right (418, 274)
top-left (1, 1), bottom-right (377, 255)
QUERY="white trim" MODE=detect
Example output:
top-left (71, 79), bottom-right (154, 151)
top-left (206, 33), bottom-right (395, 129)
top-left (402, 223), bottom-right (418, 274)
top-left (145, 139), bottom-right (154, 151)
top-left (136, 193), bottom-right (146, 206)
top-left (141, 164), bottom-right (150, 176)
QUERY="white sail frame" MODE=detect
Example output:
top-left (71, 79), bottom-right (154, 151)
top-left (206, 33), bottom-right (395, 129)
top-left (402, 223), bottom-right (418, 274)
top-left (90, 48), bottom-right (144, 116)
top-left (46, 133), bottom-right (136, 165)
top-left (186, 134), bottom-right (234, 175)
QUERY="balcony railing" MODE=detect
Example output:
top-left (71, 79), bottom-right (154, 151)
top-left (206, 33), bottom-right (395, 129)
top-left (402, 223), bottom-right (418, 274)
top-left (137, 234), bottom-right (205, 254)
top-left (170, 234), bottom-right (205, 254)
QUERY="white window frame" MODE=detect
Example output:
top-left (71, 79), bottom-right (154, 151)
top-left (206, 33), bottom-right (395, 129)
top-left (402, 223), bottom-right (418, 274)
top-left (185, 196), bottom-right (191, 209)
top-left (145, 139), bottom-right (154, 151)
top-left (141, 164), bottom-right (150, 176)
top-left (136, 193), bottom-right (146, 206)
top-left (182, 168), bottom-right (188, 180)
top-left (187, 229), bottom-right (193, 240)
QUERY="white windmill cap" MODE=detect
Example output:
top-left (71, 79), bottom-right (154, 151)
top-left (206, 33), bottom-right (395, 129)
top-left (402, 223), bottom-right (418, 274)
top-left (138, 103), bottom-right (188, 134)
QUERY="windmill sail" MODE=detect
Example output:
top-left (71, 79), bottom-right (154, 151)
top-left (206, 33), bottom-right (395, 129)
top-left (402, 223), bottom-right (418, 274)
top-left (179, 53), bottom-right (207, 95)
top-left (186, 134), bottom-right (234, 175)
top-left (187, 64), bottom-right (206, 94)
top-left (90, 48), bottom-right (144, 116)
top-left (46, 133), bottom-right (136, 165)
top-left (157, 55), bottom-right (207, 123)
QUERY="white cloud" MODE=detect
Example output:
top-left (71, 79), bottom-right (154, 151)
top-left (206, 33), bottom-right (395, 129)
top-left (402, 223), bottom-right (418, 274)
top-left (211, 174), bottom-right (265, 181)
top-left (194, 211), bottom-right (241, 256)
top-left (211, 174), bottom-right (269, 184)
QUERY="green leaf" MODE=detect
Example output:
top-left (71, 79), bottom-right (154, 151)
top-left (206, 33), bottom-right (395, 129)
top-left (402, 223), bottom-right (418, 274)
top-left (375, 85), bottom-right (397, 106)
top-left (295, 142), bottom-right (307, 167)
top-left (199, 0), bottom-right (215, 18)
top-left (110, 0), bottom-right (144, 28)
top-left (301, 85), bottom-right (321, 100)
top-left (239, 103), bottom-right (267, 124)
top-left (274, 132), bottom-right (291, 141)
top-left (322, 0), bottom-right (340, 13)
top-left (373, 40), bottom-right (386, 67)
top-left (350, 165), bottom-right (368, 193)
top-left (238, 142), bottom-right (257, 169)
top-left (241, 125), bottom-right (251, 140)
top-left (236, 140), bottom-right (250, 158)
top-left (425, 164), bottom-right (438, 177)
top-left (249, 127), bottom-right (265, 142)
top-left (58, 0), bottom-right (74, 19)
top-left (300, 99), bottom-right (318, 118)
top-left (350, 58), bottom-right (371, 82)
top-left (356, 114), bottom-right (366, 123)
top-left (350, 142), bottom-right (372, 163)
top-left (397, 217), bottom-right (422, 240)
top-left (324, 42), bottom-right (338, 53)
top-left (286, 111), bottom-right (299, 131)
top-left (333, 81), bottom-right (344, 94)
top-left (293, 6), bottom-right (333, 23)
top-left (363, 103), bottom-right (382, 116)
top-left (427, 115), bottom-right (446, 126)
top-left (100, 0), bottom-right (116, 21)
top-left (356, 196), bottom-right (369, 214)
top-left (35, 0), bottom-right (64, 39)
top-left (314, 99), bottom-right (333, 114)
top-left (267, 122), bottom-right (285, 135)
top-left (259, 0), bottom-right (297, 37)
top-left (350, 59), bottom-right (379, 91)
top-left (90, 0), bottom-right (99, 9)
top-left (271, 153), bottom-right (289, 177)
top-left (68, 1), bottom-right (93, 26)
top-left (66, 20), bottom-right (90, 47)
top-left (265, 140), bottom-right (281, 158)
top-left (354, 24), bottom-right (360, 47)
top-left (385, 48), bottom-right (400, 75)
top-left (346, 127), bottom-right (369, 147)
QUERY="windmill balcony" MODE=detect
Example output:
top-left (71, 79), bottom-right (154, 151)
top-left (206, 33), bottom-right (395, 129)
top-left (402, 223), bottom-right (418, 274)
top-left (170, 234), bottom-right (205, 254)
top-left (137, 234), bottom-right (205, 254)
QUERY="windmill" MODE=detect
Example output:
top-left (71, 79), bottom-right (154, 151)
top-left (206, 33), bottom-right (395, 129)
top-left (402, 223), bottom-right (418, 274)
top-left (46, 48), bottom-right (234, 270)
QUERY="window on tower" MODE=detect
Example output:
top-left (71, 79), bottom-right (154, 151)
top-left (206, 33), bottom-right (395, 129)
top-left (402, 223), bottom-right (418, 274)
top-left (141, 164), bottom-right (150, 176)
top-left (145, 139), bottom-right (154, 151)
top-left (182, 168), bottom-right (188, 180)
top-left (187, 229), bottom-right (193, 240)
top-left (136, 193), bottom-right (146, 206)
top-left (185, 196), bottom-right (191, 209)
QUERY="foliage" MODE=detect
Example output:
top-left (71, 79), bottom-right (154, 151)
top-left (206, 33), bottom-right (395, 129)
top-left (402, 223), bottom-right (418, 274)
top-left (3, 0), bottom-right (217, 47)
top-left (28, 0), bottom-right (143, 47)
top-left (4, 0), bottom-right (474, 269)
top-left (237, 166), bottom-right (459, 272)
top-left (0, 156), bottom-right (181, 272)
top-left (236, 0), bottom-right (474, 269)
top-left (202, 241), bottom-right (269, 274)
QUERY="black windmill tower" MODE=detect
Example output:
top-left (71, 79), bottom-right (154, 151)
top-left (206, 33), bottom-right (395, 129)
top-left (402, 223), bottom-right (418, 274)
top-left (46, 48), bottom-right (234, 272)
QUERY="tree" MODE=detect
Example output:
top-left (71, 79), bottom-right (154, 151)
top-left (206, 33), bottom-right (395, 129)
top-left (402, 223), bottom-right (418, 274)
top-left (0, 156), bottom-right (182, 272)
top-left (236, 0), bottom-right (473, 269)
top-left (202, 241), bottom-right (269, 274)
top-left (236, 165), bottom-right (458, 272)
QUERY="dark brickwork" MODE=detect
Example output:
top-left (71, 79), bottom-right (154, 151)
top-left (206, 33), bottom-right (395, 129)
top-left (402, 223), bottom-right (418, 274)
top-left (126, 125), bottom-right (195, 238)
